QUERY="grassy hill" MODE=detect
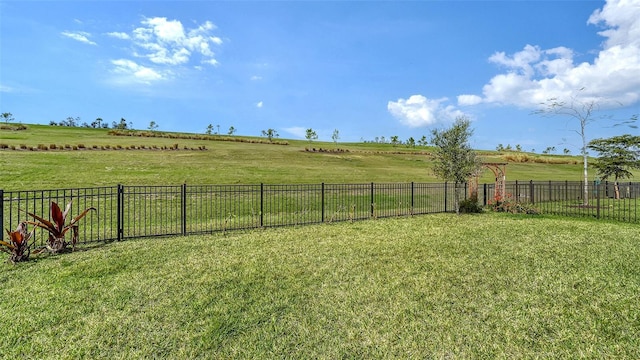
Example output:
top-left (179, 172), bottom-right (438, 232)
top-left (0, 124), bottom-right (615, 191)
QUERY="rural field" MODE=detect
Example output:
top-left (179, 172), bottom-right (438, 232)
top-left (1, 214), bottom-right (639, 358)
top-left (0, 124), bottom-right (602, 191)
top-left (1, 124), bottom-right (639, 358)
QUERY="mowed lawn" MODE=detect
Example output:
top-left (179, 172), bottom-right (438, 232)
top-left (1, 213), bottom-right (639, 358)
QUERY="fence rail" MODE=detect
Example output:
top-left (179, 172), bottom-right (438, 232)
top-left (2, 181), bottom-right (638, 248)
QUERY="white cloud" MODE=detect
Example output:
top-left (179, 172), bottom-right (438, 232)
top-left (462, 0), bottom-right (640, 109)
top-left (0, 84), bottom-right (14, 93)
top-left (61, 31), bottom-right (97, 45)
top-left (107, 32), bottom-right (130, 40)
top-left (457, 94), bottom-right (483, 106)
top-left (111, 59), bottom-right (165, 84)
top-left (251, 75), bottom-right (263, 81)
top-left (387, 95), bottom-right (465, 127)
top-left (126, 17), bottom-right (222, 66)
top-left (256, 101), bottom-right (264, 108)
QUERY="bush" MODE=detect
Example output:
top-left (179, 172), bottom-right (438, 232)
top-left (489, 194), bottom-right (540, 215)
top-left (458, 197), bottom-right (483, 214)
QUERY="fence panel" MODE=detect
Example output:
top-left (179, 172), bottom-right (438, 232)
top-left (2, 181), bottom-right (638, 250)
top-left (121, 185), bottom-right (182, 240)
top-left (1, 187), bottom-right (118, 247)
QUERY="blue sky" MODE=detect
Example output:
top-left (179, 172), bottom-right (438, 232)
top-left (1, 0), bottom-right (638, 152)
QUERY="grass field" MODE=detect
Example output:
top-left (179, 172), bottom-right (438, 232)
top-left (0, 124), bottom-right (602, 191)
top-left (1, 213), bottom-right (639, 358)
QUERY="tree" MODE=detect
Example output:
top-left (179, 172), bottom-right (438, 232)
top-left (305, 128), bottom-right (318, 143)
top-left (216, 124), bottom-right (220, 135)
top-left (148, 121), bottom-right (159, 131)
top-left (587, 134), bottom-right (640, 199)
top-left (534, 91), bottom-right (598, 205)
top-left (430, 116), bottom-right (480, 215)
top-left (205, 124), bottom-right (213, 135)
top-left (332, 129), bottom-right (340, 145)
top-left (112, 118), bottom-right (128, 130)
top-left (406, 137), bottom-right (415, 148)
top-left (91, 118), bottom-right (103, 128)
top-left (228, 126), bottom-right (236, 136)
top-left (563, 148), bottom-right (571, 155)
top-left (1, 112), bottom-right (15, 123)
top-left (496, 144), bottom-right (504, 152)
top-left (515, 144), bottom-right (522, 152)
top-left (261, 129), bottom-right (279, 142)
top-left (417, 135), bottom-right (428, 147)
top-left (390, 135), bottom-right (400, 147)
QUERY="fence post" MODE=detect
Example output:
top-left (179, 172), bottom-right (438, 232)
top-left (0, 189), bottom-right (4, 240)
top-left (181, 184), bottom-right (187, 236)
top-left (530, 180), bottom-right (534, 204)
top-left (370, 182), bottom-right (375, 218)
top-left (410, 182), bottom-right (414, 215)
top-left (117, 184), bottom-right (123, 241)
top-left (444, 182), bottom-right (448, 212)
top-left (321, 182), bottom-right (325, 223)
top-left (260, 183), bottom-right (264, 227)
top-left (596, 180), bottom-right (600, 219)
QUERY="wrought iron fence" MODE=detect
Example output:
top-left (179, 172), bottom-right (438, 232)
top-left (1, 181), bottom-right (637, 248)
top-left (481, 180), bottom-right (640, 222)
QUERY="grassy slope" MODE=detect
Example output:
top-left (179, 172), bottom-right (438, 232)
top-left (1, 214), bottom-right (639, 358)
top-left (1, 124), bottom-right (633, 191)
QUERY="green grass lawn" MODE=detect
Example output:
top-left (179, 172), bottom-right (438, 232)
top-left (0, 124), bottom-right (602, 191)
top-left (1, 213), bottom-right (638, 358)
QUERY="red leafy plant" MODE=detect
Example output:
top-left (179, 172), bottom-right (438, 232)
top-left (0, 222), bottom-right (35, 263)
top-left (26, 201), bottom-right (96, 254)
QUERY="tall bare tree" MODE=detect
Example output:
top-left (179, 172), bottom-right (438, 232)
top-left (534, 91), bottom-right (598, 205)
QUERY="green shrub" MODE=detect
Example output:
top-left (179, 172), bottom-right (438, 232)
top-left (459, 197), bottom-right (483, 214)
top-left (490, 194), bottom-right (540, 215)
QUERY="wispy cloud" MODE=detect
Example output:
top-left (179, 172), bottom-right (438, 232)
top-left (106, 32), bottom-right (130, 40)
top-left (256, 101), bottom-right (264, 108)
top-left (110, 59), bottom-right (166, 85)
top-left (119, 17), bottom-right (223, 66)
top-left (61, 31), bottom-right (97, 45)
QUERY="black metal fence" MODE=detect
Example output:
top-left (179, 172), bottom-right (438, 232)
top-left (1, 181), bottom-right (638, 248)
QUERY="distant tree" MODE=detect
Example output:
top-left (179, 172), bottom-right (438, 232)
top-left (332, 129), bottom-right (340, 145)
top-left (531, 148), bottom-right (536, 153)
top-left (379, 136), bottom-right (386, 144)
top-left (63, 116), bottom-right (79, 127)
top-left (496, 144), bottom-right (504, 151)
top-left (417, 135), bottom-right (428, 147)
top-left (206, 124), bottom-right (213, 135)
top-left (430, 116), bottom-right (480, 215)
top-left (216, 124), bottom-right (220, 135)
top-left (1, 112), bottom-right (15, 123)
top-left (91, 118), bottom-right (103, 128)
top-left (228, 126), bottom-right (236, 136)
top-left (82, 122), bottom-right (90, 128)
top-left (505, 144), bottom-right (512, 151)
top-left (261, 129), bottom-right (279, 142)
top-left (148, 121), bottom-right (159, 131)
top-left (563, 148), bottom-right (571, 155)
top-left (406, 137), bottom-right (415, 148)
top-left (112, 118), bottom-right (128, 130)
top-left (49, 120), bottom-right (57, 126)
top-left (390, 135), bottom-right (400, 147)
top-left (515, 144), bottom-right (522, 152)
top-left (305, 128), bottom-right (318, 143)
top-left (588, 134), bottom-right (640, 199)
